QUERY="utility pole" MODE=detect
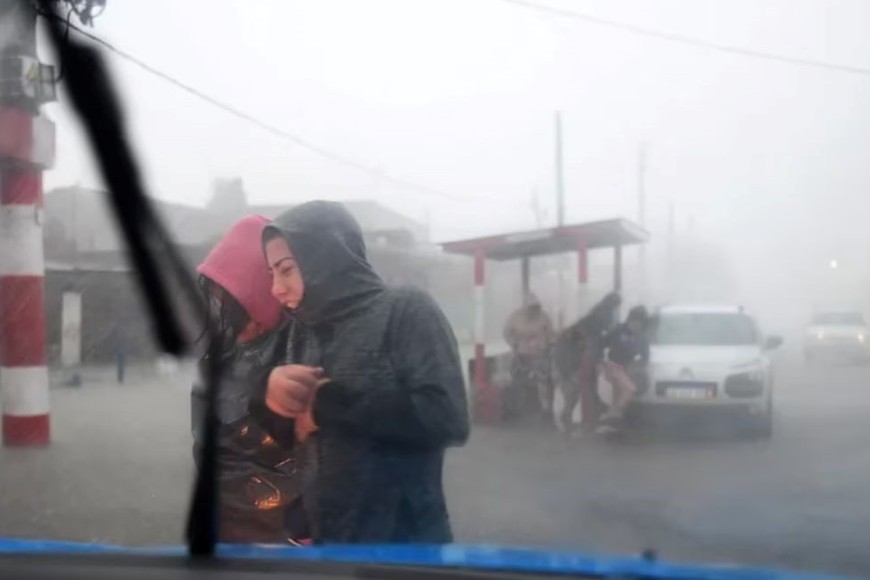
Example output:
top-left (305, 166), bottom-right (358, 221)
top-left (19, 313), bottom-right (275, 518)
top-left (637, 144), bottom-right (647, 225)
top-left (0, 0), bottom-right (57, 446)
top-left (529, 186), bottom-right (545, 229)
top-left (554, 111), bottom-right (565, 227)
top-left (637, 142), bottom-right (647, 301)
top-left (667, 200), bottom-right (676, 269)
top-left (553, 111), bottom-right (569, 327)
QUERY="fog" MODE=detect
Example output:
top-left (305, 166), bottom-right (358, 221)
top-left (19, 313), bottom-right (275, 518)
top-left (4, 0), bottom-right (870, 576)
top-left (37, 0), bottom-right (870, 336)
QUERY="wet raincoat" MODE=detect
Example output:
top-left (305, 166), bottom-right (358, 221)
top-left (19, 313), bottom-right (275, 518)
top-left (503, 298), bottom-right (554, 358)
top-left (553, 293), bottom-right (621, 429)
top-left (191, 215), bottom-right (307, 543)
top-left (262, 201), bottom-right (469, 544)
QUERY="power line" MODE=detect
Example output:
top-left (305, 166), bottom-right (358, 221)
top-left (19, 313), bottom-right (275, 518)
top-left (499, 0), bottom-right (870, 77)
top-left (52, 18), bottom-right (470, 202)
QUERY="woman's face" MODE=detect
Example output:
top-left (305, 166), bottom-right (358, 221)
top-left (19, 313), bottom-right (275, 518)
top-left (265, 236), bottom-right (305, 309)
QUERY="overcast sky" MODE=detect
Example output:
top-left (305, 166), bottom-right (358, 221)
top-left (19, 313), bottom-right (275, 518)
top-left (38, 0), bottom-right (870, 319)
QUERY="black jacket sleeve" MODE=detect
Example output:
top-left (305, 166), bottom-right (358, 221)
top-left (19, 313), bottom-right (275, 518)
top-left (190, 383), bottom-right (206, 467)
top-left (639, 335), bottom-right (650, 364)
top-left (313, 288), bottom-right (470, 448)
top-left (246, 323), bottom-right (297, 447)
top-left (247, 363), bottom-right (297, 447)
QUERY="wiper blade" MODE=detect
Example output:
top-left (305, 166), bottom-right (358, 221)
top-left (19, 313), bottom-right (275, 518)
top-left (37, 0), bottom-right (219, 557)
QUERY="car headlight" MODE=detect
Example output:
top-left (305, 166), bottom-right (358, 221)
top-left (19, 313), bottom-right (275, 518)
top-left (746, 369), bottom-right (765, 383)
top-left (731, 359), bottom-right (762, 370)
top-left (730, 361), bottom-right (765, 383)
top-left (859, 334), bottom-right (866, 343)
top-left (815, 332), bottom-right (825, 340)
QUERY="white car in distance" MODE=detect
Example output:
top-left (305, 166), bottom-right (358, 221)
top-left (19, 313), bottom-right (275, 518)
top-left (632, 305), bottom-right (782, 438)
top-left (803, 311), bottom-right (870, 364)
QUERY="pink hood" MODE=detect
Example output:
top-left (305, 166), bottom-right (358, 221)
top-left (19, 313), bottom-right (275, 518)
top-left (196, 215), bottom-right (283, 333)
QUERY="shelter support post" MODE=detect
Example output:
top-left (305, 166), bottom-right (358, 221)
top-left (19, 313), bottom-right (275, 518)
top-left (520, 256), bottom-right (530, 302)
top-left (613, 243), bottom-right (623, 293)
top-left (470, 247), bottom-right (501, 422)
top-left (577, 236), bottom-right (588, 285)
top-left (473, 247), bottom-right (486, 390)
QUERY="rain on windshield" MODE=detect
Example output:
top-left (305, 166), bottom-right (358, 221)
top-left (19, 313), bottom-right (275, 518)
top-left (1, 0), bottom-right (869, 577)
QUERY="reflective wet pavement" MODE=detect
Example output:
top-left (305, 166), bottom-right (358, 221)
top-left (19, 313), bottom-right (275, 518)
top-left (1, 352), bottom-right (868, 577)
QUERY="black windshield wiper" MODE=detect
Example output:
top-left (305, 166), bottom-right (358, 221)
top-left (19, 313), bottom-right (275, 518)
top-left (37, 0), bottom-right (220, 557)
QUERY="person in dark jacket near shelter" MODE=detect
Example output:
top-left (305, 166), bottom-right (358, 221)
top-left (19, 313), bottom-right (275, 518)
top-left (553, 292), bottom-right (621, 435)
top-left (191, 215), bottom-right (309, 544)
top-left (596, 305), bottom-right (650, 435)
top-left (259, 200), bottom-right (470, 544)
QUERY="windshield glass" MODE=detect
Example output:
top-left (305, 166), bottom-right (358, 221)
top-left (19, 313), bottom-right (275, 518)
top-left (2, 1), bottom-right (870, 578)
top-left (812, 312), bottom-right (866, 326)
top-left (653, 313), bottom-right (759, 346)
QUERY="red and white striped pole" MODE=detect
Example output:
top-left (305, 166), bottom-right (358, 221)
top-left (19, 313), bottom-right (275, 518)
top-left (473, 246), bottom-right (486, 394)
top-left (471, 246), bottom-right (500, 423)
top-left (0, 2), bottom-right (56, 446)
top-left (1, 167), bottom-right (50, 445)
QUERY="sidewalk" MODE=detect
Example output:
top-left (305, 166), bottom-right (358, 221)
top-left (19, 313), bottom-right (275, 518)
top-left (48, 358), bottom-right (197, 389)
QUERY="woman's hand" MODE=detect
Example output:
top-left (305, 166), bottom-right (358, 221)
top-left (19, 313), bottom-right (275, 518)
top-left (294, 379), bottom-right (330, 443)
top-left (265, 365), bottom-right (324, 418)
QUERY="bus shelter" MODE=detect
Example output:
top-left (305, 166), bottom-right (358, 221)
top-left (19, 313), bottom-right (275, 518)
top-left (441, 218), bottom-right (649, 423)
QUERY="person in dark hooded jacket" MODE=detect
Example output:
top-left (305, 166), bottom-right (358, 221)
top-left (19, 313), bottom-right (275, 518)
top-left (258, 200), bottom-right (470, 544)
top-left (191, 215), bottom-right (309, 544)
top-left (596, 305), bottom-right (650, 435)
top-left (553, 292), bottom-right (622, 434)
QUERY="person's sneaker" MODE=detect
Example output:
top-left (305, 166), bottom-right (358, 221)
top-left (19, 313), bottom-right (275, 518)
top-left (595, 423), bottom-right (621, 436)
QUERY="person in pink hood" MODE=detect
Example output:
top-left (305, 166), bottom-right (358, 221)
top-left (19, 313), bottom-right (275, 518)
top-left (191, 215), bottom-right (309, 544)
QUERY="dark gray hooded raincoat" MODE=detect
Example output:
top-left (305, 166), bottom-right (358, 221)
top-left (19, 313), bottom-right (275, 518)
top-left (262, 201), bottom-right (469, 544)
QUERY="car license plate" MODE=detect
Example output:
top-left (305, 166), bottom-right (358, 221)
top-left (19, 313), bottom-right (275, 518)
top-left (667, 387), bottom-right (711, 400)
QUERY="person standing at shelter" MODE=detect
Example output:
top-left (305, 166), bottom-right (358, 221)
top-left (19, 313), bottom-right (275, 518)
top-left (597, 305), bottom-right (650, 435)
top-left (191, 215), bottom-right (309, 544)
top-left (503, 294), bottom-right (555, 424)
top-left (260, 200), bottom-right (469, 544)
top-left (553, 292), bottom-right (622, 435)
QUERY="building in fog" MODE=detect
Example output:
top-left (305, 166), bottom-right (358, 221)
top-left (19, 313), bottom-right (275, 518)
top-left (44, 179), bottom-right (428, 257)
top-left (40, 181), bottom-right (630, 369)
top-left (40, 181), bottom-right (463, 366)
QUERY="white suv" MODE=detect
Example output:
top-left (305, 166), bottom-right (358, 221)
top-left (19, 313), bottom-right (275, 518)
top-left (631, 305), bottom-right (782, 438)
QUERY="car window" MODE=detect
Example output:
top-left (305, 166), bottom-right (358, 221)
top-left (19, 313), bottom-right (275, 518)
top-left (652, 313), bottom-right (759, 346)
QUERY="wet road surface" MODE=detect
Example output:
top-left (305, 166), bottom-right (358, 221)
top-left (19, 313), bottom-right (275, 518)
top-left (1, 352), bottom-right (868, 577)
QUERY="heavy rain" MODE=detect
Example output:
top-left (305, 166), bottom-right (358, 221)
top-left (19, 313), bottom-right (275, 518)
top-left (1, 0), bottom-right (869, 577)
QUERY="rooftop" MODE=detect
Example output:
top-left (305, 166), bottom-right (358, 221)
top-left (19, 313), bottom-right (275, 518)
top-left (440, 218), bottom-right (649, 261)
